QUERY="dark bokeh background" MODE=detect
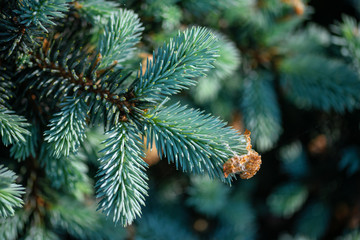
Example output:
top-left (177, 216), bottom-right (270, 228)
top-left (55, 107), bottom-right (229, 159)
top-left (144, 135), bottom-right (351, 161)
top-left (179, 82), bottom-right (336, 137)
top-left (309, 0), bottom-right (359, 26)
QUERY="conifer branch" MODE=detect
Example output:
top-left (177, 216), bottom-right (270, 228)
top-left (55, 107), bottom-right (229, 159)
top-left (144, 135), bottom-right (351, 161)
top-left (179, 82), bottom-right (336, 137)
top-left (25, 225), bottom-right (58, 240)
top-left (15, 0), bottom-right (70, 33)
top-left (49, 199), bottom-right (102, 239)
top-left (241, 72), bottom-right (282, 151)
top-left (39, 143), bottom-right (89, 190)
top-left (0, 108), bottom-right (31, 146)
top-left (26, 45), bottom-right (136, 126)
top-left (98, 9), bottom-right (144, 68)
top-left (132, 27), bottom-right (219, 104)
top-left (72, 0), bottom-right (119, 22)
top-left (96, 122), bottom-right (148, 226)
top-left (0, 210), bottom-right (28, 239)
top-left (44, 97), bottom-right (88, 158)
top-left (280, 55), bottom-right (360, 113)
top-left (143, 103), bottom-right (248, 181)
top-left (0, 63), bottom-right (14, 107)
top-left (30, 49), bottom-right (125, 102)
top-left (193, 32), bottom-right (241, 103)
top-left (333, 16), bottom-right (360, 74)
top-left (0, 165), bottom-right (25, 218)
top-left (0, 0), bottom-right (70, 56)
top-left (10, 125), bottom-right (38, 161)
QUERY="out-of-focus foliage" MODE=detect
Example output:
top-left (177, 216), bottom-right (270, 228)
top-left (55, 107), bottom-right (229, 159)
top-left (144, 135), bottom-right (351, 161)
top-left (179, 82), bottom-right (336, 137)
top-left (339, 146), bottom-right (360, 176)
top-left (267, 182), bottom-right (308, 218)
top-left (279, 141), bottom-right (309, 179)
top-left (187, 176), bottom-right (230, 216)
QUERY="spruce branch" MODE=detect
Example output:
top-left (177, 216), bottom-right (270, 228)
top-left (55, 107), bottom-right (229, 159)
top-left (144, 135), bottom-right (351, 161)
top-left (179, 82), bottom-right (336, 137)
top-left (39, 143), bottom-right (89, 190)
top-left (0, 210), bottom-right (28, 240)
top-left (98, 9), bottom-right (144, 68)
top-left (279, 24), bottom-right (330, 55)
top-left (132, 27), bottom-right (219, 104)
top-left (0, 108), bottom-right (31, 146)
top-left (49, 199), bottom-right (102, 239)
top-left (142, 0), bottom-right (181, 31)
top-left (332, 16), bottom-right (360, 73)
top-left (44, 97), bottom-right (88, 158)
top-left (73, 0), bottom-right (119, 22)
top-left (0, 165), bottom-right (25, 218)
top-left (4, 7), bottom-right (263, 230)
top-left (206, 32), bottom-right (241, 80)
top-left (96, 122), bottom-right (148, 226)
top-left (10, 124), bottom-right (39, 161)
top-left (280, 54), bottom-right (360, 113)
top-left (0, 63), bottom-right (14, 108)
top-left (23, 38), bottom-right (135, 127)
top-left (143, 103), bottom-right (248, 181)
top-left (241, 72), bottom-right (282, 151)
top-left (224, 0), bottom-right (281, 30)
top-left (14, 0), bottom-right (70, 33)
top-left (24, 225), bottom-right (58, 240)
top-left (193, 32), bottom-right (241, 103)
top-left (25, 42), bottom-right (104, 102)
top-left (0, 0), bottom-right (70, 56)
top-left (17, 39), bottom-right (134, 129)
top-left (28, 48), bottom-right (121, 102)
top-left (23, 26), bottom-right (220, 128)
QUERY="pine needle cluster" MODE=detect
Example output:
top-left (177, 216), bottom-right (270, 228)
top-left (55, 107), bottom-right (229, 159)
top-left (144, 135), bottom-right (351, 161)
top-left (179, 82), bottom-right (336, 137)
top-left (0, 0), bottom-right (254, 238)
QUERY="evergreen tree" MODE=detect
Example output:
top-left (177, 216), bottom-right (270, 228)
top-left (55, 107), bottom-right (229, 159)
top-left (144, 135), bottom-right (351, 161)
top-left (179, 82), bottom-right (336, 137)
top-left (2, 0), bottom-right (360, 239)
top-left (0, 0), bottom-right (262, 238)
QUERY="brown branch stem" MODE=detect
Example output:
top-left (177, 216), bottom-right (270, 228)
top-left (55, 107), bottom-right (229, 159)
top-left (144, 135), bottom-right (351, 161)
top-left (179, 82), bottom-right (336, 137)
top-left (31, 52), bottom-right (138, 121)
